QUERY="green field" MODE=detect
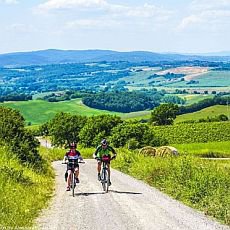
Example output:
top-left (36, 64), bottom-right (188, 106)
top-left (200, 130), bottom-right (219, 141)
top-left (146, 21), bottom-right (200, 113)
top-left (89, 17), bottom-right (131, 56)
top-left (0, 99), bottom-right (120, 125)
top-left (175, 105), bottom-right (230, 123)
top-left (0, 99), bottom-right (154, 125)
top-left (180, 94), bottom-right (213, 105)
top-left (174, 141), bottom-right (230, 158)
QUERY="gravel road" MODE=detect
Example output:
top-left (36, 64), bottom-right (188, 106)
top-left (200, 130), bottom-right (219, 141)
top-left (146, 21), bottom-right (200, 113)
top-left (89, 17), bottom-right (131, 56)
top-left (36, 160), bottom-right (229, 230)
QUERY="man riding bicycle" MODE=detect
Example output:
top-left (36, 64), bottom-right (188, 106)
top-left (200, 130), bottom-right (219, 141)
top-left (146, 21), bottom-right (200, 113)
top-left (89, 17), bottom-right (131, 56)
top-left (63, 143), bottom-right (83, 191)
top-left (93, 139), bottom-right (117, 186)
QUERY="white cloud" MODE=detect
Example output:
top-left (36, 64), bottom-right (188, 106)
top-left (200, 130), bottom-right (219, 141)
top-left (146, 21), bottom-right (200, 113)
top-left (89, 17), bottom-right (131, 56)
top-left (178, 15), bottom-right (203, 30)
top-left (36, 0), bottom-right (171, 21)
top-left (191, 0), bottom-right (230, 11)
top-left (37, 0), bottom-right (107, 11)
top-left (177, 0), bottom-right (230, 30)
top-left (0, 0), bottom-right (18, 4)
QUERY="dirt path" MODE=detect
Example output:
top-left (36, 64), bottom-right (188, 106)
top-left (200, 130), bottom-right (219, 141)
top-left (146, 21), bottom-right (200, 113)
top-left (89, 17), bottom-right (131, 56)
top-left (36, 160), bottom-right (229, 230)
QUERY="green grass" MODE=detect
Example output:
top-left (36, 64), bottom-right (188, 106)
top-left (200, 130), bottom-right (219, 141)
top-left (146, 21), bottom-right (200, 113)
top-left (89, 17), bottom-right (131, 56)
top-left (195, 71), bottom-right (230, 87)
top-left (181, 94), bottom-right (213, 105)
top-left (0, 99), bottom-right (121, 125)
top-left (0, 146), bottom-right (54, 228)
top-left (112, 148), bottom-right (230, 226)
top-left (0, 99), bottom-right (155, 125)
top-left (175, 105), bottom-right (230, 123)
top-left (174, 141), bottom-right (230, 158)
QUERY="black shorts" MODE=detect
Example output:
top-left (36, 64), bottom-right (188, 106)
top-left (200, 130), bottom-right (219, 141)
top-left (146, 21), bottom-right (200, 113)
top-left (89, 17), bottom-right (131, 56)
top-left (67, 163), bottom-right (79, 171)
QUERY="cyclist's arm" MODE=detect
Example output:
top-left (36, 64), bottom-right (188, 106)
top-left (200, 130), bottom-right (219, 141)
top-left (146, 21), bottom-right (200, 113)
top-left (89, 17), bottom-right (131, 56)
top-left (93, 146), bottom-right (101, 158)
top-left (109, 146), bottom-right (117, 157)
top-left (77, 150), bottom-right (83, 161)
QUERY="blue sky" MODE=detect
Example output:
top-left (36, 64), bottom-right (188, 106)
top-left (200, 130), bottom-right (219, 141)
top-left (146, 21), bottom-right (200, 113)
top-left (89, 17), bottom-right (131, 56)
top-left (0, 0), bottom-right (230, 54)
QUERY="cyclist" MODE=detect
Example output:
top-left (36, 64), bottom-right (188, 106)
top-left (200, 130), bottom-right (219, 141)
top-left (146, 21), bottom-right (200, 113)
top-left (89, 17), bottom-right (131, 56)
top-left (63, 143), bottom-right (83, 191)
top-left (93, 139), bottom-right (117, 186)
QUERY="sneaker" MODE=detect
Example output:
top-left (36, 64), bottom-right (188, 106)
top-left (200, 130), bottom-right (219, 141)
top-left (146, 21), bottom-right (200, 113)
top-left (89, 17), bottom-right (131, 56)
top-left (75, 178), bottom-right (79, 183)
top-left (98, 174), bottom-right (101, 181)
top-left (66, 186), bottom-right (70, 191)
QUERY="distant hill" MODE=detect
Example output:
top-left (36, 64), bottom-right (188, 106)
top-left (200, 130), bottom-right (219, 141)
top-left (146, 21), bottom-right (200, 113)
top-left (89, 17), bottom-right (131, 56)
top-left (0, 49), bottom-right (230, 67)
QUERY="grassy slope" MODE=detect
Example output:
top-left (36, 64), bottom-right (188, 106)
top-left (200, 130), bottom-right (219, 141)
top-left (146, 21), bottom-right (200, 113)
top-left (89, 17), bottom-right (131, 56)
top-left (1, 96), bottom-right (229, 125)
top-left (112, 148), bottom-right (230, 226)
top-left (175, 105), bottom-right (230, 123)
top-left (0, 99), bottom-right (154, 125)
top-left (0, 146), bottom-right (54, 228)
top-left (0, 99), bottom-right (121, 125)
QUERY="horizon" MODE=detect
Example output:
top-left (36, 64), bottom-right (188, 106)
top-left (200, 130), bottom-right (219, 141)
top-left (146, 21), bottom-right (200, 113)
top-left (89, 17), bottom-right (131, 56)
top-left (1, 48), bottom-right (230, 57)
top-left (0, 0), bottom-right (230, 54)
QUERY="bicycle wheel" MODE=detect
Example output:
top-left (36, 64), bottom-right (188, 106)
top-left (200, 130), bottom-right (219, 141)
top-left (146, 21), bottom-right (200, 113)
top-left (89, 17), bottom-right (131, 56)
top-left (102, 168), bottom-right (109, 193)
top-left (71, 173), bottom-right (75, 197)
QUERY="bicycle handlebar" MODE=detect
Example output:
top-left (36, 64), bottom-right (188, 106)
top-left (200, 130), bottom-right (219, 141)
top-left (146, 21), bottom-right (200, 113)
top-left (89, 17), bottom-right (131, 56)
top-left (62, 161), bottom-right (86, 164)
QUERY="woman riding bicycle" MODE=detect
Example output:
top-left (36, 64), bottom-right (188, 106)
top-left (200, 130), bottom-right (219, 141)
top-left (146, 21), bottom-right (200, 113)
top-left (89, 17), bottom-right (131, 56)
top-left (93, 139), bottom-right (117, 186)
top-left (63, 142), bottom-right (83, 191)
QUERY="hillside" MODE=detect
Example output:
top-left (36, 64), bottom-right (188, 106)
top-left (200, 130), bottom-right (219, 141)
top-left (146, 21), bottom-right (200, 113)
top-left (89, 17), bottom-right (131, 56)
top-left (175, 105), bottom-right (230, 123)
top-left (1, 49), bottom-right (230, 67)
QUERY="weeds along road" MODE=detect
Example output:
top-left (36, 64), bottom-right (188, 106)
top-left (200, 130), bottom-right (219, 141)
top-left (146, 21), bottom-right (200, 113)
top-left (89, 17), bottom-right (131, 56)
top-left (36, 160), bottom-right (229, 230)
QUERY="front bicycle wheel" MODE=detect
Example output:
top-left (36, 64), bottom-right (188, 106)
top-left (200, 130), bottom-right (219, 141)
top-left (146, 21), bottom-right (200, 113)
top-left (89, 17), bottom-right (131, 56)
top-left (101, 168), bottom-right (109, 193)
top-left (71, 173), bottom-right (75, 197)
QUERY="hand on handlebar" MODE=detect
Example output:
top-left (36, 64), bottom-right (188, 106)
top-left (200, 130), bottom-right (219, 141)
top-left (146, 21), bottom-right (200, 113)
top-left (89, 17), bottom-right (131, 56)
top-left (111, 155), bottom-right (116, 160)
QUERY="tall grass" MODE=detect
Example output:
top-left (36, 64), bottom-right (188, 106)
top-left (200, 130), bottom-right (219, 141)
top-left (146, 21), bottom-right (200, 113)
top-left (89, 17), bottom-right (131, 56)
top-left (0, 146), bottom-right (54, 228)
top-left (174, 141), bottom-right (230, 158)
top-left (112, 149), bottom-right (230, 225)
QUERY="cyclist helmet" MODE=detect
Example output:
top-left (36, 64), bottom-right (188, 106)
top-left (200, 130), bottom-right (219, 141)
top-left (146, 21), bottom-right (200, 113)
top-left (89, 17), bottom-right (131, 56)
top-left (101, 139), bottom-right (108, 146)
top-left (69, 143), bottom-right (76, 148)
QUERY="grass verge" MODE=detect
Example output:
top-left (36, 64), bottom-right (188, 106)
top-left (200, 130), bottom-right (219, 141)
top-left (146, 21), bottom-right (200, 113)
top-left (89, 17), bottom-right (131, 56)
top-left (0, 146), bottom-right (54, 228)
top-left (112, 148), bottom-right (230, 226)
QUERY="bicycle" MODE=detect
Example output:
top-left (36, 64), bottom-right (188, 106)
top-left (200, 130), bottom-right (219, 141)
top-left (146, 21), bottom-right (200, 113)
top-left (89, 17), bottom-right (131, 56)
top-left (62, 159), bottom-right (85, 197)
top-left (100, 155), bottom-right (115, 193)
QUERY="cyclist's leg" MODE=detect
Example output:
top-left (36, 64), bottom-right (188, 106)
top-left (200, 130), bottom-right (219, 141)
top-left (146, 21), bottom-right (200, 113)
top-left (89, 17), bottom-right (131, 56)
top-left (66, 169), bottom-right (72, 190)
top-left (74, 166), bottom-right (80, 183)
top-left (97, 160), bottom-right (102, 180)
top-left (107, 162), bottom-right (111, 185)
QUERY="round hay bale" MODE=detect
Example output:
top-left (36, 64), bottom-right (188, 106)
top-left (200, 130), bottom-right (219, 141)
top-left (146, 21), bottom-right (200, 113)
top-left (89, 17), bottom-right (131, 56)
top-left (156, 146), bottom-right (179, 157)
top-left (139, 146), bottom-right (157, 157)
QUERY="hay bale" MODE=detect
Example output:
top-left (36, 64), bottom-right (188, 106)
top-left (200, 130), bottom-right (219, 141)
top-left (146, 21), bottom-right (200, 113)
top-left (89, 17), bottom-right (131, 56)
top-left (139, 146), bottom-right (157, 157)
top-left (156, 146), bottom-right (178, 157)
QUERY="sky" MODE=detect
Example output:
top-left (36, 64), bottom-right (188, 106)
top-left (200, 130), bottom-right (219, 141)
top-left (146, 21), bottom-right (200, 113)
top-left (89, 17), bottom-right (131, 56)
top-left (0, 0), bottom-right (230, 54)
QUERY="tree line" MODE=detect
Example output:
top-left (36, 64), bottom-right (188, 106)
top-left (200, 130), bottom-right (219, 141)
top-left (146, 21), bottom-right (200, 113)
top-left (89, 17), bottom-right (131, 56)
top-left (82, 91), bottom-right (161, 112)
top-left (39, 103), bottom-right (180, 149)
top-left (178, 95), bottom-right (230, 114)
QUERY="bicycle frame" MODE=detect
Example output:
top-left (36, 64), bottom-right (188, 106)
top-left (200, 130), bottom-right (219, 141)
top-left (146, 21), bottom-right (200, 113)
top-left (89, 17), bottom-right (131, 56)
top-left (68, 159), bottom-right (77, 197)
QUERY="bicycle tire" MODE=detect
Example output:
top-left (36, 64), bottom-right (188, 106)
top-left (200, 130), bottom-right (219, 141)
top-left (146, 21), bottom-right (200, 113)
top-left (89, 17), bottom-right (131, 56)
top-left (71, 172), bottom-right (75, 197)
top-left (101, 168), bottom-right (109, 192)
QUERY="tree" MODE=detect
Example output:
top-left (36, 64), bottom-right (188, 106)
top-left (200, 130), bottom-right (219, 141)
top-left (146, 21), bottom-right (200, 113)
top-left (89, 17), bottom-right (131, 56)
top-left (110, 121), bottom-right (167, 148)
top-left (79, 115), bottom-right (122, 147)
top-left (150, 103), bottom-right (179, 125)
top-left (49, 112), bottom-right (87, 147)
top-left (0, 107), bottom-right (41, 167)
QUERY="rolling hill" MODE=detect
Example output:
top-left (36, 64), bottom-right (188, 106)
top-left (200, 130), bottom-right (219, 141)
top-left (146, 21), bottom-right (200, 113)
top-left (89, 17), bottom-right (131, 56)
top-left (1, 49), bottom-right (230, 67)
